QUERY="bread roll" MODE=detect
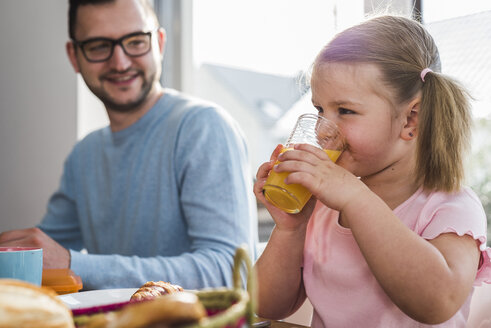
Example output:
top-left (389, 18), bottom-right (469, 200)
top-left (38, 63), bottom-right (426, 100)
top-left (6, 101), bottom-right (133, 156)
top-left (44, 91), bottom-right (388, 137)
top-left (130, 281), bottom-right (183, 302)
top-left (0, 279), bottom-right (74, 328)
top-left (84, 291), bottom-right (205, 328)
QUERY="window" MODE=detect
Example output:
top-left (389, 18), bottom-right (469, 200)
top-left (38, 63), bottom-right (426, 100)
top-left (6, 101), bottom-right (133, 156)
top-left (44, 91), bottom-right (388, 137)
top-left (156, 0), bottom-right (491, 244)
top-left (423, 0), bottom-right (491, 244)
top-left (191, 0), bottom-right (365, 242)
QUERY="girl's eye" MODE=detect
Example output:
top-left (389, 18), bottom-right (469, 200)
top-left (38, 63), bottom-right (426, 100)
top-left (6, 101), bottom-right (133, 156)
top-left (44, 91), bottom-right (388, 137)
top-left (314, 106), bottom-right (324, 113)
top-left (339, 107), bottom-right (355, 114)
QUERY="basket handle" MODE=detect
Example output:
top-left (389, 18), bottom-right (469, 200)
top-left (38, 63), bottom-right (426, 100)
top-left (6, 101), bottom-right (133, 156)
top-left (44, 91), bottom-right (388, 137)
top-left (232, 245), bottom-right (257, 324)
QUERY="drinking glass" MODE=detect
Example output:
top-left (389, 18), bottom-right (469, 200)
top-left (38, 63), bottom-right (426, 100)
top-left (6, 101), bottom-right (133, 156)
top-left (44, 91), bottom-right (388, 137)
top-left (263, 113), bottom-right (345, 213)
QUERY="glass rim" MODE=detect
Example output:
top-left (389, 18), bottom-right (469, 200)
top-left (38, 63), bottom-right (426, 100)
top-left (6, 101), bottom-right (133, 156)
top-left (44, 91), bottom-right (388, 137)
top-left (0, 247), bottom-right (42, 252)
top-left (287, 113), bottom-right (345, 150)
top-left (297, 113), bottom-right (337, 125)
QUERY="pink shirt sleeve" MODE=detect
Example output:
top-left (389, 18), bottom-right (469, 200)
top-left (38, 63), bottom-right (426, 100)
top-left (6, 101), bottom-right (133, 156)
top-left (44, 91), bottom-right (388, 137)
top-left (419, 187), bottom-right (491, 286)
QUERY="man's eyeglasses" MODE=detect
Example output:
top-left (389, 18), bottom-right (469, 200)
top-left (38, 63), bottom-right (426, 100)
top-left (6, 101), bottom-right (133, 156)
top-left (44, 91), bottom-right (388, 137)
top-left (72, 29), bottom-right (158, 63)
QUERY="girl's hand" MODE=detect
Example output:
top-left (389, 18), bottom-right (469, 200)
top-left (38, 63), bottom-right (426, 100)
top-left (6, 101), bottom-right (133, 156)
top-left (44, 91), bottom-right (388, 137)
top-left (277, 143), bottom-right (367, 212)
top-left (254, 144), bottom-right (315, 231)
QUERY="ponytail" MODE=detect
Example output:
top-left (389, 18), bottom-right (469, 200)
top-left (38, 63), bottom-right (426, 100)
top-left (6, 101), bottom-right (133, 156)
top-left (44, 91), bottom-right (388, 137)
top-left (417, 72), bottom-right (472, 192)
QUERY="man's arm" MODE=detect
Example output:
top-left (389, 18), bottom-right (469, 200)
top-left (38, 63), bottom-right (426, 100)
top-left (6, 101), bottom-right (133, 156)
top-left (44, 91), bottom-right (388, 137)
top-left (66, 106), bottom-right (258, 290)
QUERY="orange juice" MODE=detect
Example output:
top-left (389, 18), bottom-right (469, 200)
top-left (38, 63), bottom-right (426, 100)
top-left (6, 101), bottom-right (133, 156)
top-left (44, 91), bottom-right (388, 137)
top-left (263, 148), bottom-right (341, 213)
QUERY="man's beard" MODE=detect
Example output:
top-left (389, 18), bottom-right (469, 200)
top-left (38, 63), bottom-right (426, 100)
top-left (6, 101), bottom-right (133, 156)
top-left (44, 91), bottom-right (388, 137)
top-left (88, 69), bottom-right (156, 113)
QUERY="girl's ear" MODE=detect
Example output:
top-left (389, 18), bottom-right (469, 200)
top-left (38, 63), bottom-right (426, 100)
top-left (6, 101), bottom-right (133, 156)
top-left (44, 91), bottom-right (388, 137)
top-left (401, 96), bottom-right (420, 141)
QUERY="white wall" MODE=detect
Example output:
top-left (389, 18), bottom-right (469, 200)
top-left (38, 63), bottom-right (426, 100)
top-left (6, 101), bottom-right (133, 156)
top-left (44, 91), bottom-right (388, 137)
top-left (0, 1), bottom-right (78, 232)
top-left (77, 76), bottom-right (108, 139)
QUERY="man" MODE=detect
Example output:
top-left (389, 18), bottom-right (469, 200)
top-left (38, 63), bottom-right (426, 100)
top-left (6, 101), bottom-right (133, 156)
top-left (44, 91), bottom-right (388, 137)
top-left (0, 0), bottom-right (257, 290)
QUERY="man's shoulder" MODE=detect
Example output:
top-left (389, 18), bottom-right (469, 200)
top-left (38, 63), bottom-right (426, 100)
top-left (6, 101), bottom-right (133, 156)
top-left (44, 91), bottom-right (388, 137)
top-left (163, 88), bottom-right (224, 113)
top-left (160, 89), bottom-right (235, 126)
top-left (78, 127), bottom-right (106, 145)
top-left (69, 127), bottom-right (107, 155)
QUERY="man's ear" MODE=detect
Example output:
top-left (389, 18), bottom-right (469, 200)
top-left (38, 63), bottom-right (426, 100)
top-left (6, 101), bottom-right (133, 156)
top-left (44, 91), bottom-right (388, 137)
top-left (157, 27), bottom-right (166, 57)
top-left (66, 41), bottom-right (80, 73)
top-left (401, 96), bottom-right (420, 140)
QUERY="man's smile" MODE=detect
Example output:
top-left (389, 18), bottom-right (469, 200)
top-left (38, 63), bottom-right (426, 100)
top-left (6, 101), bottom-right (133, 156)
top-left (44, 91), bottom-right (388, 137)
top-left (103, 71), bottom-right (141, 86)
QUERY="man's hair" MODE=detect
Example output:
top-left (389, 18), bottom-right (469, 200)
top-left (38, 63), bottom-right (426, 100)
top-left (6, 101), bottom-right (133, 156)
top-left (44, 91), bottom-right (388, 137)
top-left (68, 0), bottom-right (160, 40)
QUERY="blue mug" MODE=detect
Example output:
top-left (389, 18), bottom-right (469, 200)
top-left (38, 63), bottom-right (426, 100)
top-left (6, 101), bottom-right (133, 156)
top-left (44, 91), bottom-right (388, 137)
top-left (0, 247), bottom-right (43, 285)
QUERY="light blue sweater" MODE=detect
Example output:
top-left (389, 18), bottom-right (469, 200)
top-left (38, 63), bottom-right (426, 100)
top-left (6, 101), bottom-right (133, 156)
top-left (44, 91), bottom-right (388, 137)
top-left (39, 89), bottom-right (258, 290)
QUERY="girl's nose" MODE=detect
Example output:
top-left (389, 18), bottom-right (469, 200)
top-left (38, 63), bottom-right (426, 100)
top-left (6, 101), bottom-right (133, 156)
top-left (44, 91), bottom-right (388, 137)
top-left (108, 44), bottom-right (132, 71)
top-left (320, 111), bottom-right (339, 125)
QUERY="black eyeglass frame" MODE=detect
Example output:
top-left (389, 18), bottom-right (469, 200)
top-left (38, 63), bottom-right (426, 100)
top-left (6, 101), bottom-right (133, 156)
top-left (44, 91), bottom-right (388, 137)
top-left (72, 29), bottom-right (158, 63)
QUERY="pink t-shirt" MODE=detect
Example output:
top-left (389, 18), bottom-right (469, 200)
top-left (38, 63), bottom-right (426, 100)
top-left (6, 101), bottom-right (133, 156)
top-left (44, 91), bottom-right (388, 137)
top-left (303, 187), bottom-right (491, 328)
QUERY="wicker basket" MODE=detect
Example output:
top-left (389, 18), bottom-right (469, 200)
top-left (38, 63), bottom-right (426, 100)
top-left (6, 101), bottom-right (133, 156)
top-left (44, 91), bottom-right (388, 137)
top-left (73, 246), bottom-right (256, 328)
top-left (186, 246), bottom-right (257, 328)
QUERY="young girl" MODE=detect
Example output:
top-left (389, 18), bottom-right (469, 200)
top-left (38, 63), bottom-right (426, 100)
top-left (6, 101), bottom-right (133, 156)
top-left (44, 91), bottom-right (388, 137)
top-left (254, 15), bottom-right (491, 327)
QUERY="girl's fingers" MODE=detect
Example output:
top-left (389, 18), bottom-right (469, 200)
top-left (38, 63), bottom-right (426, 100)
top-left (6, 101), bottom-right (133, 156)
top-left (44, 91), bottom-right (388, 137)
top-left (274, 160), bottom-right (313, 176)
top-left (256, 161), bottom-right (273, 180)
top-left (280, 146), bottom-right (331, 165)
top-left (270, 144), bottom-right (283, 162)
top-left (293, 143), bottom-right (331, 160)
top-left (254, 174), bottom-right (267, 192)
top-left (285, 170), bottom-right (318, 189)
top-left (254, 160), bottom-right (275, 198)
top-left (254, 181), bottom-right (266, 199)
top-left (276, 153), bottom-right (334, 176)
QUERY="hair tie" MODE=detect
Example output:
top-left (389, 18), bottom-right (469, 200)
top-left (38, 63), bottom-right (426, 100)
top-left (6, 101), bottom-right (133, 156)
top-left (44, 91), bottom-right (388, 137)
top-left (420, 68), bottom-right (433, 82)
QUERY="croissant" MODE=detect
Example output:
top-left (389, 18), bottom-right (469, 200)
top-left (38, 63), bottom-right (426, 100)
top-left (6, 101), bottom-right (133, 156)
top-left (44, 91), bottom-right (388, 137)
top-left (130, 281), bottom-right (183, 302)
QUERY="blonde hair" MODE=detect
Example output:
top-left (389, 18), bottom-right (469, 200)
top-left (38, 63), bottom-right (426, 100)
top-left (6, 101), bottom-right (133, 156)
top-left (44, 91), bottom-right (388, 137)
top-left (313, 15), bottom-right (471, 192)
